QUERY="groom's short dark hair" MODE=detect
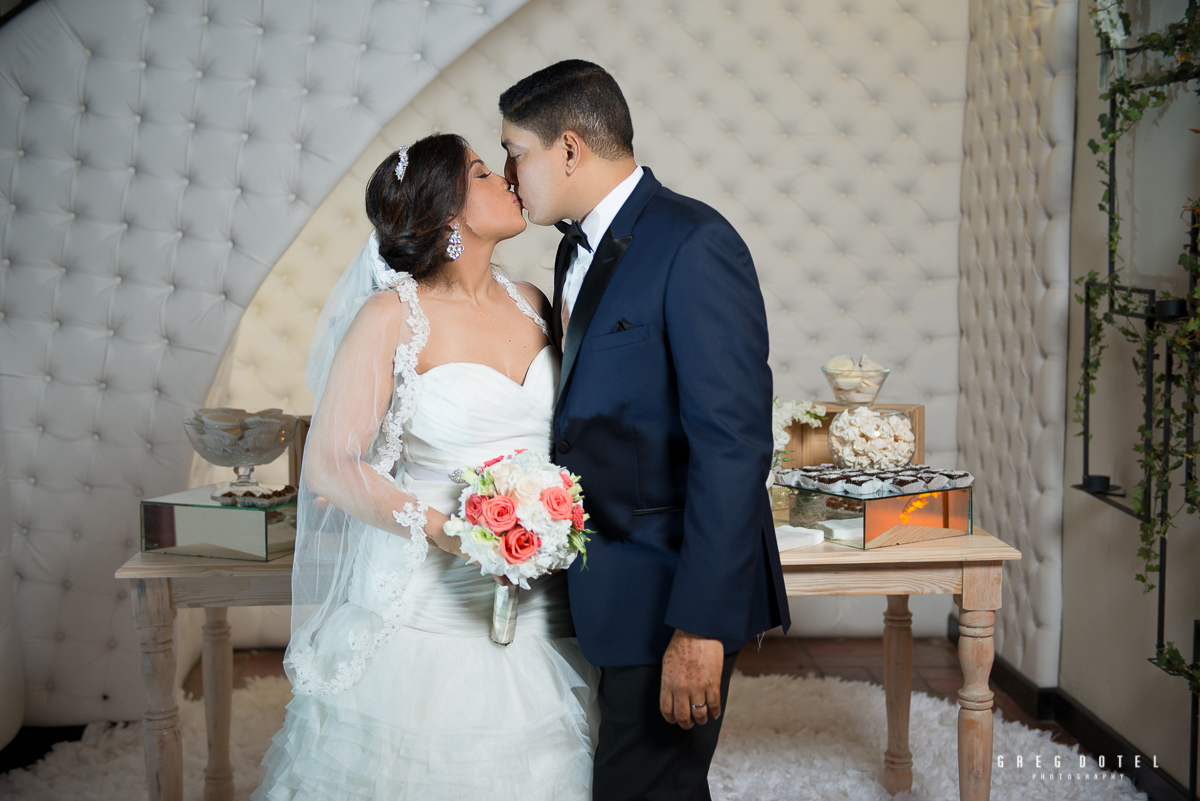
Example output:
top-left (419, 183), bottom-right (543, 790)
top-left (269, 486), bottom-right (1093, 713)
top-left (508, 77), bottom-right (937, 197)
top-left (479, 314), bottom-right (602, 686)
top-left (499, 60), bottom-right (634, 160)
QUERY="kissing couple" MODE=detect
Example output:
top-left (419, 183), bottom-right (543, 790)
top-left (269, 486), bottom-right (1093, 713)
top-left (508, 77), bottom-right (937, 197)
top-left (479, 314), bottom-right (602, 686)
top-left (252, 60), bottom-right (790, 801)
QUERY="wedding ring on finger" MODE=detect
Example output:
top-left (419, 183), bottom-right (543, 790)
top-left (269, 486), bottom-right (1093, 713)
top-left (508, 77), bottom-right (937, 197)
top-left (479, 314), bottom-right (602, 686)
top-left (691, 702), bottom-right (707, 710)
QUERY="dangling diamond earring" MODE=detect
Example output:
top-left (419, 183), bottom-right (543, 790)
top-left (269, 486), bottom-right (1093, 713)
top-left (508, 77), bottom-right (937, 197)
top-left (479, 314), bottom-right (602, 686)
top-left (446, 222), bottom-right (464, 260)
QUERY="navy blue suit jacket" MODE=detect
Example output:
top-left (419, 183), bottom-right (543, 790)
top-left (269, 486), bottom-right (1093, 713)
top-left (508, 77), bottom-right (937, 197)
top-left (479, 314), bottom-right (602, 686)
top-left (554, 168), bottom-right (791, 667)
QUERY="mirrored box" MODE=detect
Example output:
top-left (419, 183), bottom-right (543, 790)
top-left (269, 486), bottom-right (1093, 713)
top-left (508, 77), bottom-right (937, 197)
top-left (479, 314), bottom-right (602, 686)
top-left (141, 486), bottom-right (297, 561)
top-left (792, 485), bottom-right (972, 550)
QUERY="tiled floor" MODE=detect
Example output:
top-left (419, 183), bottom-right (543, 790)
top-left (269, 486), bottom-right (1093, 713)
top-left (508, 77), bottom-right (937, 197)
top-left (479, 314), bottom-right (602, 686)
top-left (183, 636), bottom-right (1076, 747)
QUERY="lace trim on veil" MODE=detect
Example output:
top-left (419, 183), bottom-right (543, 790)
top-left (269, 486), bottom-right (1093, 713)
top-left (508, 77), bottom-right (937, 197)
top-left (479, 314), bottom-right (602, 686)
top-left (287, 270), bottom-right (431, 699)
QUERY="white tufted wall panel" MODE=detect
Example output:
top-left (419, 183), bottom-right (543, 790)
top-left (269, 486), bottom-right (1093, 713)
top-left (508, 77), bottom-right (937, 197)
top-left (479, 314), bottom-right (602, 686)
top-left (0, 0), bottom-right (529, 725)
top-left (209, 0), bottom-right (971, 641)
top-left (0, 423), bottom-right (23, 749)
top-left (957, 0), bottom-right (1076, 687)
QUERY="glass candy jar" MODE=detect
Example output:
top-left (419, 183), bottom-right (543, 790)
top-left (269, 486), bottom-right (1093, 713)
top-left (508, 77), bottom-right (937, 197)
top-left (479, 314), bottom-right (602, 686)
top-left (827, 407), bottom-right (916, 470)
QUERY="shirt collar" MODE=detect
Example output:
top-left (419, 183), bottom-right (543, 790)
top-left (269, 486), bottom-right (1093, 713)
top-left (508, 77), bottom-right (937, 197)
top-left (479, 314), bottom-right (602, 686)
top-left (577, 166), bottom-right (644, 252)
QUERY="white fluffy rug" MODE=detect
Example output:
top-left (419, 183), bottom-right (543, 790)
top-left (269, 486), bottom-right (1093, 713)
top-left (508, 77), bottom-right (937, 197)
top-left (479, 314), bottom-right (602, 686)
top-left (0, 673), bottom-right (1148, 801)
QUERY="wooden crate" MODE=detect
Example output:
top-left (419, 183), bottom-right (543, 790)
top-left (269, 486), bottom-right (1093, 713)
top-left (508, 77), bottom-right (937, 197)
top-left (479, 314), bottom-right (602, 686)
top-left (287, 416), bottom-right (312, 488)
top-left (781, 402), bottom-right (925, 469)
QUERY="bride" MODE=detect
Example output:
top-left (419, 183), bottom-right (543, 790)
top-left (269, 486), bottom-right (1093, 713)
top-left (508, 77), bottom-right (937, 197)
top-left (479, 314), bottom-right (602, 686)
top-left (251, 133), bottom-right (599, 800)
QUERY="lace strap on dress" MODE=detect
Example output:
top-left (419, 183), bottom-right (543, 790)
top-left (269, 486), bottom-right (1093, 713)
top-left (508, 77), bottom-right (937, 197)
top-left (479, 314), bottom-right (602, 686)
top-left (494, 268), bottom-right (551, 339)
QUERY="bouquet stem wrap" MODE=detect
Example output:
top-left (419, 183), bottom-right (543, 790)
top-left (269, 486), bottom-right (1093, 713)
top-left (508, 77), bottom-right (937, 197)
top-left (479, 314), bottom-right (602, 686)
top-left (491, 583), bottom-right (519, 645)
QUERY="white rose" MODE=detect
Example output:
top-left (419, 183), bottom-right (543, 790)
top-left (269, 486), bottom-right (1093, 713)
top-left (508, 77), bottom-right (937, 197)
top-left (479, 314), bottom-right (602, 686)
top-left (511, 473), bottom-right (544, 506)
top-left (489, 461), bottom-right (515, 495)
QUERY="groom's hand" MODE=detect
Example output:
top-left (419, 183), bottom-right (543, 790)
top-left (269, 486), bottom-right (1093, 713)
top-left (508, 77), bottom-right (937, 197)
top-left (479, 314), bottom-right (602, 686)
top-left (660, 629), bottom-right (724, 729)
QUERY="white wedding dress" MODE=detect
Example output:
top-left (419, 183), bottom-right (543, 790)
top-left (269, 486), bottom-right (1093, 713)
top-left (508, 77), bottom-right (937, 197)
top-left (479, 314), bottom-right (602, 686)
top-left (252, 269), bottom-right (599, 801)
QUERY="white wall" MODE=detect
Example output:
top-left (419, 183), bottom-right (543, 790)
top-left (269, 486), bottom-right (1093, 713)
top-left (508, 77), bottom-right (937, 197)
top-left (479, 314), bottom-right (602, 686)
top-left (1062, 0), bottom-right (1200, 785)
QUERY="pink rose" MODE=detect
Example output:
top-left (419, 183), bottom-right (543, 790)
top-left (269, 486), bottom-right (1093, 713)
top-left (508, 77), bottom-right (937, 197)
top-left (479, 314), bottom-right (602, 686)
top-left (501, 526), bottom-right (541, 564)
top-left (560, 471), bottom-right (573, 489)
top-left (464, 494), bottom-right (485, 525)
top-left (572, 504), bottom-right (586, 531)
top-left (541, 486), bottom-right (573, 520)
top-left (480, 495), bottom-right (518, 533)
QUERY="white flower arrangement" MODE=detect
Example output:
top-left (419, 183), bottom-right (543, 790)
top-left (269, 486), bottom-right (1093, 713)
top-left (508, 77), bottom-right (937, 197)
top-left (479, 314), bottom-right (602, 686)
top-left (771, 398), bottom-right (827, 470)
top-left (1090, 0), bottom-right (1127, 84)
top-left (444, 448), bottom-right (590, 590)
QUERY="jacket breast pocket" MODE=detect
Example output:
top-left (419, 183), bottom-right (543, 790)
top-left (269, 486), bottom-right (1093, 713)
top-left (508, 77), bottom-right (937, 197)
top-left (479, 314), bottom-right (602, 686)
top-left (590, 324), bottom-right (649, 352)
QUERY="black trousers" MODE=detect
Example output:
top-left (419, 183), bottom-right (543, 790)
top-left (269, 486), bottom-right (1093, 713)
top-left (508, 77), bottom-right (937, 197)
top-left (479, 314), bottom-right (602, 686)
top-left (592, 652), bottom-right (738, 801)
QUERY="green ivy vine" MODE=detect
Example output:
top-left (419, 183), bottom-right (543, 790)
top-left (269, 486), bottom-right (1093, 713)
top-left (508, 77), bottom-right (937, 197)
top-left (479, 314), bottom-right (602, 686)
top-left (1074, 0), bottom-right (1200, 694)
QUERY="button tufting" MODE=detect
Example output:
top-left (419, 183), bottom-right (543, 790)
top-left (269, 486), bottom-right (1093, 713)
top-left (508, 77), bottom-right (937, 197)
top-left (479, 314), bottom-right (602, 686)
top-left (201, 15), bottom-right (209, 22)
top-left (93, 433), bottom-right (100, 440)
top-left (72, 531), bottom-right (81, 540)
top-left (55, 632), bottom-right (64, 640)
top-left (43, 375), bottom-right (51, 383)
top-left (117, 590), bottom-right (127, 600)
top-left (109, 639), bottom-right (118, 649)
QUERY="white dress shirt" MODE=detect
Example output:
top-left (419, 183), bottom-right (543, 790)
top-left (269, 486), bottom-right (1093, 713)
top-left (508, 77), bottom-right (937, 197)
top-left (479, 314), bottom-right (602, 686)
top-left (562, 166), bottom-right (644, 316)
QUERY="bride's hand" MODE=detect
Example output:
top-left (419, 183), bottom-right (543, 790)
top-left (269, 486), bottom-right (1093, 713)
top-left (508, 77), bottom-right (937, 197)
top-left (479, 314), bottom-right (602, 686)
top-left (422, 510), bottom-right (467, 560)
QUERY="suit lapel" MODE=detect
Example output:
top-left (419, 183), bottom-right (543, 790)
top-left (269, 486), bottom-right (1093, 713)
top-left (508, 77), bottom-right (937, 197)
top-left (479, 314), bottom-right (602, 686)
top-left (550, 236), bottom-right (573, 349)
top-left (557, 231), bottom-right (633, 400)
top-left (554, 169), bottom-right (663, 412)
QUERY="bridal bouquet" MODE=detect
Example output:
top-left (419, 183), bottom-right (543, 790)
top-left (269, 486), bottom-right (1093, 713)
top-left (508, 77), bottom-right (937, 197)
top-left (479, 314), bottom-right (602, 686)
top-left (444, 448), bottom-right (590, 644)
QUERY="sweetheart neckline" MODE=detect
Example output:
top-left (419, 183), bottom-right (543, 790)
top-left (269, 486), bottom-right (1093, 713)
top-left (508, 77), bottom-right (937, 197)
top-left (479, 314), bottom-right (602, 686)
top-left (417, 345), bottom-right (555, 389)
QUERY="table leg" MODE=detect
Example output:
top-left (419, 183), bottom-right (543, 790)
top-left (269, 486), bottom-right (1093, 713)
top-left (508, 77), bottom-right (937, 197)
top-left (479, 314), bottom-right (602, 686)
top-left (883, 594), bottom-right (914, 795)
top-left (132, 578), bottom-right (182, 801)
top-left (957, 604), bottom-right (996, 801)
top-left (202, 607), bottom-right (234, 801)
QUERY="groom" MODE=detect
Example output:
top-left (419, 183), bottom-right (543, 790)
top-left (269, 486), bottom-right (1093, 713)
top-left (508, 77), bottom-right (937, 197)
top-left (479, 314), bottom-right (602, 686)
top-left (500, 61), bottom-right (790, 800)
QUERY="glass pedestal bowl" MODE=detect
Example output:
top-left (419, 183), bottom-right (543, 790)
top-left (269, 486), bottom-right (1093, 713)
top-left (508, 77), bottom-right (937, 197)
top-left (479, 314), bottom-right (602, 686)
top-left (184, 408), bottom-right (298, 506)
top-left (821, 365), bottom-right (890, 407)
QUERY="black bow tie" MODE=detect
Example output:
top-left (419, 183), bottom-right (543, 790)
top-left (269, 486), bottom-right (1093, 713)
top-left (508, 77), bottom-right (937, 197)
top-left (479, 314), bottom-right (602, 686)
top-left (555, 219), bottom-right (593, 253)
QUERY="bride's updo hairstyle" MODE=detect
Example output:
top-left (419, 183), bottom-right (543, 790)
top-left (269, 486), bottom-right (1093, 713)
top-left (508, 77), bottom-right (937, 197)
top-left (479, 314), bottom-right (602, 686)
top-left (365, 133), bottom-right (471, 282)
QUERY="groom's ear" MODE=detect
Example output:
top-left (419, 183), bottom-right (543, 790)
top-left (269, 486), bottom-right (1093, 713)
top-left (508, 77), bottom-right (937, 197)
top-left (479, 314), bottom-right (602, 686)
top-left (561, 130), bottom-right (585, 176)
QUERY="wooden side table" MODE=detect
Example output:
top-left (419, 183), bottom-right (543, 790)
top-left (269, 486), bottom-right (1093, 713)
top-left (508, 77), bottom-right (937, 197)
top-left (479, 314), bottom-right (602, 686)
top-left (779, 529), bottom-right (1021, 801)
top-left (116, 552), bottom-right (293, 801)
top-left (118, 531), bottom-right (1019, 801)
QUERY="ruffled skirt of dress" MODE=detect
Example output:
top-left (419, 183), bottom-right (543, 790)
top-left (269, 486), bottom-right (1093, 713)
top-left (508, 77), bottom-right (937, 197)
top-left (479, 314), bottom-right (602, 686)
top-left (251, 474), bottom-right (600, 801)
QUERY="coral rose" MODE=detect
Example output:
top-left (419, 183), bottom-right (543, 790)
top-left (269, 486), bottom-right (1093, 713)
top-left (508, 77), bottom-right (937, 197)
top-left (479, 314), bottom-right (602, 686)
top-left (480, 495), bottom-right (518, 533)
top-left (464, 494), bottom-right (485, 525)
top-left (560, 471), bottom-right (573, 489)
top-left (501, 526), bottom-right (541, 564)
top-left (540, 486), bottom-right (573, 520)
top-left (572, 504), bottom-right (586, 530)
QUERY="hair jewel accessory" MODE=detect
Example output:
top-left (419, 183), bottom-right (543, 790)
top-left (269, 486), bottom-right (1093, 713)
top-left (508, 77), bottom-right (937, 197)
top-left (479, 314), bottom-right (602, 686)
top-left (394, 146), bottom-right (409, 182)
top-left (446, 222), bottom-right (464, 260)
